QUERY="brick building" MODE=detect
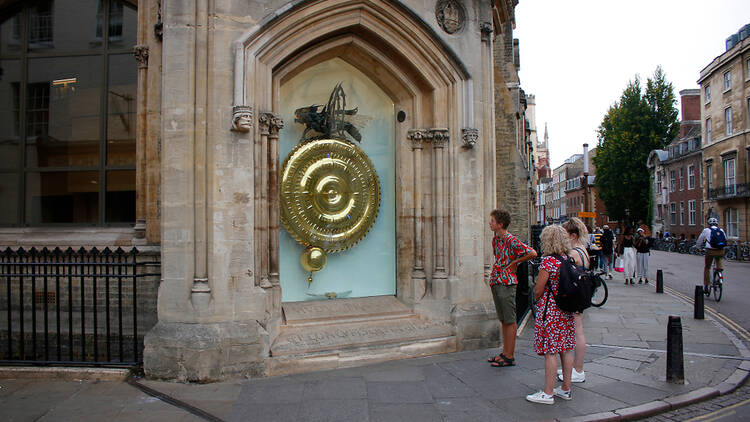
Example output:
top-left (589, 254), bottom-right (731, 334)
top-left (660, 89), bottom-right (704, 240)
top-left (698, 23), bottom-right (750, 242)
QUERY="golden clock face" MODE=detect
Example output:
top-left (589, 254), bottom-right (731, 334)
top-left (280, 138), bottom-right (380, 253)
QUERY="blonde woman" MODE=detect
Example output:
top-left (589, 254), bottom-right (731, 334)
top-left (561, 218), bottom-right (589, 384)
top-left (526, 225), bottom-right (575, 405)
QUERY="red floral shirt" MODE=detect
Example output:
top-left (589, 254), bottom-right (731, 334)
top-left (490, 233), bottom-right (534, 287)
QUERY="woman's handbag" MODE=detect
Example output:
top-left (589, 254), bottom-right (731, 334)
top-left (614, 256), bottom-right (624, 273)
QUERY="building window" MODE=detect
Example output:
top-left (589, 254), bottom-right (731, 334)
top-left (723, 158), bottom-right (736, 195)
top-left (706, 118), bottom-right (712, 144)
top-left (688, 200), bottom-right (696, 226)
top-left (725, 107), bottom-right (733, 135)
top-left (670, 170), bottom-right (676, 192)
top-left (679, 202), bottom-right (684, 226)
top-left (679, 168), bottom-right (684, 191)
top-left (656, 171), bottom-right (662, 192)
top-left (657, 204), bottom-right (662, 220)
top-left (724, 70), bottom-right (731, 91)
top-left (0, 0), bottom-right (138, 226)
top-left (724, 208), bottom-right (738, 238)
top-left (704, 84), bottom-right (711, 103)
top-left (670, 203), bottom-right (676, 225)
top-left (688, 165), bottom-right (695, 190)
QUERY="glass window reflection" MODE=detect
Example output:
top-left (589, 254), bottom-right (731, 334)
top-left (106, 170), bottom-right (134, 222)
top-left (26, 56), bottom-right (103, 167)
top-left (0, 60), bottom-right (21, 170)
top-left (107, 54), bottom-right (135, 166)
top-left (0, 0), bottom-right (136, 226)
top-left (25, 171), bottom-right (99, 224)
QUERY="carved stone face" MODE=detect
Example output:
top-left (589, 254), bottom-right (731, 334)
top-left (232, 107), bottom-right (253, 132)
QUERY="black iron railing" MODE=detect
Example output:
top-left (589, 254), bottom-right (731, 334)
top-left (708, 183), bottom-right (750, 200)
top-left (0, 247), bottom-right (157, 367)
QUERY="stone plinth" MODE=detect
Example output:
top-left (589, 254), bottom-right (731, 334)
top-left (143, 321), bottom-right (269, 383)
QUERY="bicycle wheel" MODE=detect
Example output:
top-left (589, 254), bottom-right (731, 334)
top-left (712, 272), bottom-right (722, 302)
top-left (726, 247), bottom-right (736, 260)
top-left (591, 279), bottom-right (608, 307)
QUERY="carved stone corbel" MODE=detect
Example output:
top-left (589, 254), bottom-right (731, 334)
top-left (407, 129), bottom-right (428, 150)
top-left (461, 128), bottom-right (478, 148)
top-left (480, 22), bottom-right (493, 42)
top-left (429, 128), bottom-right (450, 148)
top-left (231, 105), bottom-right (253, 132)
top-left (133, 45), bottom-right (149, 69)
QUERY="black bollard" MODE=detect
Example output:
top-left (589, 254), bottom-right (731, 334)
top-left (656, 269), bottom-right (664, 293)
top-left (666, 316), bottom-right (685, 384)
top-left (694, 285), bottom-right (704, 320)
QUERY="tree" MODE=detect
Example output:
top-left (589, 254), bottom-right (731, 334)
top-left (593, 66), bottom-right (679, 225)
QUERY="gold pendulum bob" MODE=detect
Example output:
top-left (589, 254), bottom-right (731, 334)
top-left (280, 138), bottom-right (381, 286)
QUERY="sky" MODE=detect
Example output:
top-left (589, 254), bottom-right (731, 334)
top-left (514, 0), bottom-right (750, 169)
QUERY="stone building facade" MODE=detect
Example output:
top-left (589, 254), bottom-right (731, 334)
top-left (698, 23), bottom-right (750, 242)
top-left (659, 89), bottom-right (704, 239)
top-left (493, 18), bottom-right (534, 244)
top-left (647, 149), bottom-right (669, 236)
top-left (1, 0), bottom-right (533, 382)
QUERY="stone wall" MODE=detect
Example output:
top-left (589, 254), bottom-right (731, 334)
top-left (493, 19), bottom-right (532, 243)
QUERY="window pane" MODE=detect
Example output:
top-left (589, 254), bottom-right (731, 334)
top-left (107, 53), bottom-right (136, 166)
top-left (25, 171), bottom-right (98, 224)
top-left (0, 172), bottom-right (19, 225)
top-left (0, 60), bottom-right (21, 170)
top-left (26, 55), bottom-right (102, 167)
top-left (28, 0), bottom-right (101, 53)
top-left (0, 9), bottom-right (23, 56)
top-left (107, 0), bottom-right (137, 48)
top-left (105, 169), bottom-right (134, 222)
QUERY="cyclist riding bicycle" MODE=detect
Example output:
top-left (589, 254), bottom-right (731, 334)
top-left (696, 217), bottom-right (727, 296)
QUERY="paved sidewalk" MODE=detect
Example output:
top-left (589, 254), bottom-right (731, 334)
top-left (2, 271), bottom-right (749, 422)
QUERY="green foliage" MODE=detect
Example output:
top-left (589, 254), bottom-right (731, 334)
top-left (593, 66), bottom-right (679, 224)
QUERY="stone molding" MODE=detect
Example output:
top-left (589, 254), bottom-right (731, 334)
top-left (231, 105), bottom-right (253, 133)
top-left (480, 22), bottom-right (493, 41)
top-left (407, 129), bottom-right (428, 150)
top-left (258, 112), bottom-right (284, 137)
top-left (133, 45), bottom-right (149, 69)
top-left (461, 128), bottom-right (478, 148)
top-left (429, 128), bottom-right (450, 148)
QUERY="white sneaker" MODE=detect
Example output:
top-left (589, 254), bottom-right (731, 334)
top-left (526, 390), bottom-right (554, 405)
top-left (557, 368), bottom-right (585, 383)
top-left (553, 386), bottom-right (572, 400)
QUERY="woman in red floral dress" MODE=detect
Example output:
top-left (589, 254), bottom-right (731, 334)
top-left (526, 225), bottom-right (576, 405)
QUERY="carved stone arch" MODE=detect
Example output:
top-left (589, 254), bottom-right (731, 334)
top-left (235, 0), bottom-right (473, 338)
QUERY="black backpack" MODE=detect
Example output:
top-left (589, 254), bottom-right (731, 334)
top-left (551, 254), bottom-right (597, 313)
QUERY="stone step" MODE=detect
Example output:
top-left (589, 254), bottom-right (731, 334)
top-left (268, 317), bottom-right (456, 376)
top-left (282, 296), bottom-right (413, 326)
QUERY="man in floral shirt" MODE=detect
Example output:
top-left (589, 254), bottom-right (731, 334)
top-left (488, 209), bottom-right (537, 367)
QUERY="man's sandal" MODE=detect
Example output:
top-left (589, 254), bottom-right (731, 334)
top-left (490, 354), bottom-right (515, 367)
top-left (487, 355), bottom-right (503, 363)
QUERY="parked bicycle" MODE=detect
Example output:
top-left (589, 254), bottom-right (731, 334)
top-left (527, 258), bottom-right (608, 320)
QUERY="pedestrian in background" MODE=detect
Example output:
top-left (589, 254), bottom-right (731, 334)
top-left (561, 218), bottom-right (588, 384)
top-left (600, 225), bottom-right (615, 279)
top-left (527, 225), bottom-right (575, 405)
top-left (487, 209), bottom-right (537, 368)
top-left (617, 226), bottom-right (636, 284)
top-left (589, 227), bottom-right (602, 270)
top-left (634, 227), bottom-right (651, 284)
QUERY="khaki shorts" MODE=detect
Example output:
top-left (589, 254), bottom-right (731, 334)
top-left (491, 284), bottom-right (517, 324)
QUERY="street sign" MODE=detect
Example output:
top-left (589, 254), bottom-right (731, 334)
top-left (577, 212), bottom-right (596, 218)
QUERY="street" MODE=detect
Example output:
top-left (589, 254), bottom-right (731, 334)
top-left (646, 250), bottom-right (750, 332)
